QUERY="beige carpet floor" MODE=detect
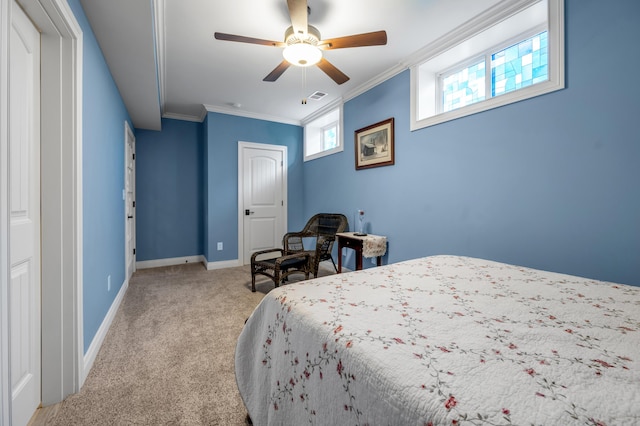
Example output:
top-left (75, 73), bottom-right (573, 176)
top-left (41, 262), bottom-right (329, 425)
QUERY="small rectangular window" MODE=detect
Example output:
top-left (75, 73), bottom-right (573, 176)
top-left (411, 0), bottom-right (564, 131)
top-left (304, 105), bottom-right (343, 162)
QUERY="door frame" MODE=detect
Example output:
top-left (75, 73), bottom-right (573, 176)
top-left (124, 121), bottom-right (136, 281)
top-left (237, 141), bottom-right (288, 265)
top-left (0, 0), bottom-right (83, 421)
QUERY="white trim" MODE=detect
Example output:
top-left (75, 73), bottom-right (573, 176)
top-left (73, 6), bottom-right (85, 395)
top-left (13, 0), bottom-right (83, 404)
top-left (153, 0), bottom-right (165, 116)
top-left (204, 104), bottom-right (301, 126)
top-left (124, 121), bottom-right (136, 281)
top-left (136, 255), bottom-right (205, 270)
top-left (1, 0), bottom-right (12, 421)
top-left (162, 111), bottom-right (204, 123)
top-left (342, 62), bottom-right (408, 106)
top-left (81, 277), bottom-right (128, 385)
top-left (206, 259), bottom-right (241, 271)
top-left (547, 0), bottom-right (565, 94)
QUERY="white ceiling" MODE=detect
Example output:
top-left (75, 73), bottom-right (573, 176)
top-left (80, 0), bottom-right (504, 130)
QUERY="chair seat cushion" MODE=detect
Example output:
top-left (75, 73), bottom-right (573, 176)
top-left (261, 256), bottom-right (307, 270)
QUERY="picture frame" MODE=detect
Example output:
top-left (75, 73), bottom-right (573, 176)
top-left (354, 117), bottom-right (394, 170)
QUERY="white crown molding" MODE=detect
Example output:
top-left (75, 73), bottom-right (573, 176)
top-left (402, 0), bottom-right (538, 68)
top-left (342, 62), bottom-right (408, 105)
top-left (161, 111), bottom-right (205, 123)
top-left (203, 104), bottom-right (302, 126)
top-left (342, 0), bottom-right (540, 107)
top-left (197, 105), bottom-right (208, 123)
top-left (154, 0), bottom-right (166, 117)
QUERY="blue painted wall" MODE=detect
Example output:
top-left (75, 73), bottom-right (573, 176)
top-left (73, 0), bottom-right (638, 291)
top-left (303, 0), bottom-right (640, 286)
top-left (67, 0), bottom-right (132, 352)
top-left (134, 114), bottom-right (305, 265)
top-left (205, 112), bottom-right (305, 262)
top-left (135, 119), bottom-right (204, 261)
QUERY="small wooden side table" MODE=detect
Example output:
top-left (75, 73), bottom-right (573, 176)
top-left (336, 232), bottom-right (387, 273)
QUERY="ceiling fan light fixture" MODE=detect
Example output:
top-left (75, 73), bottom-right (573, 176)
top-left (283, 43), bottom-right (322, 67)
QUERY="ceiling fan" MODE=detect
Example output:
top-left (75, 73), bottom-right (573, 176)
top-left (214, 0), bottom-right (387, 85)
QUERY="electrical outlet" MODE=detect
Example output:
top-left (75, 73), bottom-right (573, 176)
top-left (217, 242), bottom-right (223, 251)
top-left (107, 275), bottom-right (111, 291)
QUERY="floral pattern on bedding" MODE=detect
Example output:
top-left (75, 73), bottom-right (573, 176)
top-left (235, 255), bottom-right (640, 426)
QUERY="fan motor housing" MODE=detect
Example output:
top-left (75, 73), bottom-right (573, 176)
top-left (284, 25), bottom-right (321, 46)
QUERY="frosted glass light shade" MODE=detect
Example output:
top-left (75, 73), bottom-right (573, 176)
top-left (283, 43), bottom-right (322, 67)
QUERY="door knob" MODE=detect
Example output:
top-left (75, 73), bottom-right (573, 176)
top-left (245, 209), bottom-right (254, 216)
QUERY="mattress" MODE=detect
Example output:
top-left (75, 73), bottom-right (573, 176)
top-left (235, 255), bottom-right (640, 425)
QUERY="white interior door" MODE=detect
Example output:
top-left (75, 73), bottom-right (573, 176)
top-left (125, 122), bottom-right (136, 280)
top-left (239, 143), bottom-right (287, 264)
top-left (9, 2), bottom-right (41, 425)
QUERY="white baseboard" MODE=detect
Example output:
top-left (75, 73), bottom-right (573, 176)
top-left (81, 276), bottom-right (129, 386)
top-left (136, 255), bottom-right (205, 270)
top-left (206, 259), bottom-right (240, 270)
top-left (136, 255), bottom-right (240, 271)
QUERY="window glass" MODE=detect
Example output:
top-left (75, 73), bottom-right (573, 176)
top-left (492, 31), bottom-right (548, 96)
top-left (323, 125), bottom-right (338, 150)
top-left (442, 60), bottom-right (486, 112)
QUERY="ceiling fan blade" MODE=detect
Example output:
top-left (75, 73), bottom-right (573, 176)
top-left (318, 30), bottom-right (387, 50)
top-left (287, 0), bottom-right (308, 36)
top-left (214, 32), bottom-right (285, 47)
top-left (263, 60), bottom-right (291, 82)
top-left (317, 58), bottom-right (349, 85)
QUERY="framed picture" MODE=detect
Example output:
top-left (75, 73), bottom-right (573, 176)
top-left (354, 117), bottom-right (394, 170)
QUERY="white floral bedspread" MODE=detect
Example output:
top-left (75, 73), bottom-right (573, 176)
top-left (235, 255), bottom-right (640, 425)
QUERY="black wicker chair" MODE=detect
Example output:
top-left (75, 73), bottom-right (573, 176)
top-left (283, 213), bottom-right (348, 277)
top-left (250, 213), bottom-right (348, 292)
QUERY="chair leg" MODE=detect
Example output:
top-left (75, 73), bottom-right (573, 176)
top-left (330, 255), bottom-right (338, 272)
top-left (251, 271), bottom-right (256, 292)
top-left (274, 268), bottom-right (281, 288)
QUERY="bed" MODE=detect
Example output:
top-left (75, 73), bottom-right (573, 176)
top-left (236, 255), bottom-right (640, 425)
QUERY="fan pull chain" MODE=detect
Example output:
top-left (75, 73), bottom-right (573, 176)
top-left (301, 67), bottom-right (307, 104)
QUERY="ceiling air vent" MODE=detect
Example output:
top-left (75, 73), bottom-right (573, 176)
top-left (308, 91), bottom-right (327, 101)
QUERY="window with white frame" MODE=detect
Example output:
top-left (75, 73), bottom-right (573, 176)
top-left (411, 0), bottom-right (563, 131)
top-left (304, 104), bottom-right (343, 161)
